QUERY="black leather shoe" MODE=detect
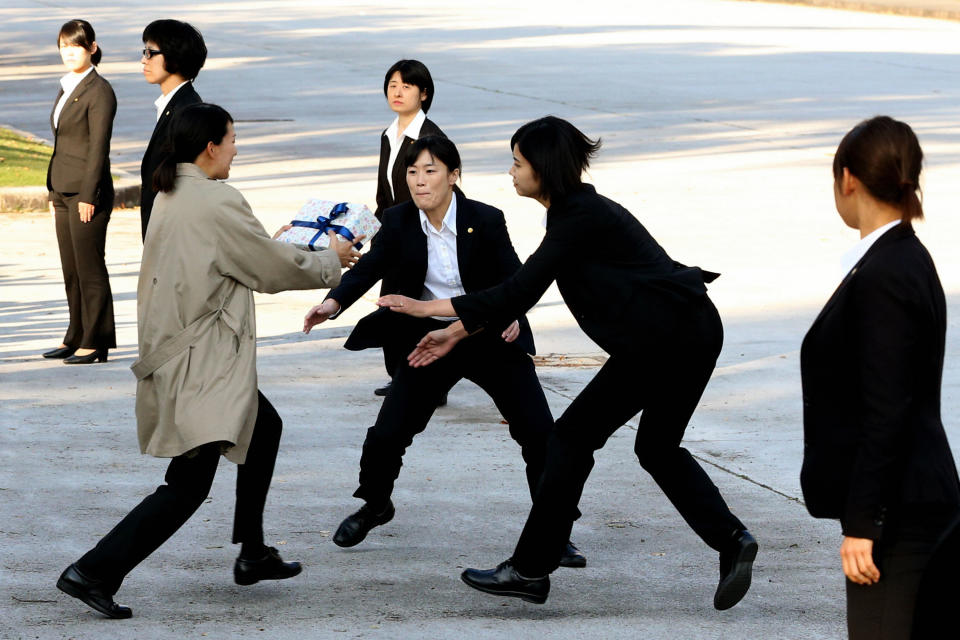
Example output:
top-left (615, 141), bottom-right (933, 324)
top-left (56, 563), bottom-right (131, 619)
top-left (234, 546), bottom-right (302, 585)
top-left (374, 381), bottom-right (391, 396)
top-left (43, 346), bottom-right (76, 359)
top-left (559, 541), bottom-right (586, 568)
top-left (461, 560), bottom-right (550, 604)
top-left (64, 349), bottom-right (107, 364)
top-left (333, 500), bottom-right (395, 547)
top-left (714, 529), bottom-right (758, 610)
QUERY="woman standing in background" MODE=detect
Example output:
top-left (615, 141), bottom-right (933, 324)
top-left (43, 19), bottom-right (116, 364)
top-left (800, 115), bottom-right (960, 639)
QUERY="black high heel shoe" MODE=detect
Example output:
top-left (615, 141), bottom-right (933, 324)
top-left (64, 349), bottom-right (108, 364)
top-left (42, 346), bottom-right (77, 359)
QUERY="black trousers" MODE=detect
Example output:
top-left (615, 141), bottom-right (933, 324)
top-left (847, 513), bottom-right (958, 640)
top-left (512, 299), bottom-right (745, 576)
top-left (52, 192), bottom-right (116, 350)
top-left (76, 391), bottom-right (282, 593)
top-left (353, 319), bottom-right (553, 507)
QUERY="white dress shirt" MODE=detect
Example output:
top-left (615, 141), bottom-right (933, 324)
top-left (385, 109), bottom-right (426, 194)
top-left (154, 81), bottom-right (189, 122)
top-left (53, 66), bottom-right (94, 129)
top-left (840, 219), bottom-right (901, 281)
top-left (419, 196), bottom-right (464, 320)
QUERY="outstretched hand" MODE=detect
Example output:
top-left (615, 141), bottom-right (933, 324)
top-left (329, 230), bottom-right (365, 268)
top-left (303, 299), bottom-right (341, 333)
top-left (407, 328), bottom-right (459, 367)
top-left (378, 294), bottom-right (429, 317)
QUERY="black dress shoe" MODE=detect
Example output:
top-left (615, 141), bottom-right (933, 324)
top-left (714, 529), bottom-right (758, 610)
top-left (333, 500), bottom-right (395, 547)
top-left (559, 541), bottom-right (586, 568)
top-left (42, 346), bottom-right (76, 359)
top-left (461, 560), bottom-right (550, 604)
top-left (374, 381), bottom-right (392, 396)
top-left (56, 563), bottom-right (131, 619)
top-left (234, 546), bottom-right (302, 585)
top-left (64, 349), bottom-right (107, 364)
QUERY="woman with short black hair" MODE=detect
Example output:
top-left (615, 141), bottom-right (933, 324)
top-left (43, 18), bottom-right (117, 364)
top-left (380, 116), bottom-right (756, 608)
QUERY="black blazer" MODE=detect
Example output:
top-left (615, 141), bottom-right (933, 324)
top-left (326, 191), bottom-right (535, 355)
top-left (800, 223), bottom-right (960, 540)
top-left (46, 68), bottom-right (116, 206)
top-left (374, 117), bottom-right (445, 219)
top-left (451, 184), bottom-right (717, 357)
top-left (140, 82), bottom-right (202, 238)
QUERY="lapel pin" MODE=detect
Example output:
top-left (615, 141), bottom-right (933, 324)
top-left (73, 98), bottom-right (79, 102)
top-left (467, 227), bottom-right (473, 233)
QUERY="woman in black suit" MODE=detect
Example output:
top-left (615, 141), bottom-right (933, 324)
top-left (373, 59), bottom-right (449, 396)
top-left (379, 116), bottom-right (755, 609)
top-left (799, 116), bottom-right (960, 639)
top-left (43, 19), bottom-right (117, 364)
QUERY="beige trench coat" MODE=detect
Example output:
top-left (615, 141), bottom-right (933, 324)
top-left (132, 163), bottom-right (341, 464)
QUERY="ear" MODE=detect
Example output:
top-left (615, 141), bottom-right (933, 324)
top-left (205, 140), bottom-right (218, 158)
top-left (90, 42), bottom-right (98, 55)
top-left (839, 167), bottom-right (857, 196)
top-left (448, 168), bottom-right (460, 185)
top-left (420, 89), bottom-right (428, 103)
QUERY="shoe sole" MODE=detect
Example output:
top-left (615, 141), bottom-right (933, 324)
top-left (460, 573), bottom-right (548, 604)
top-left (558, 556), bottom-right (586, 569)
top-left (714, 539), bottom-right (758, 610)
top-left (332, 508), bottom-right (395, 548)
top-left (56, 577), bottom-right (131, 619)
top-left (234, 564), bottom-right (302, 586)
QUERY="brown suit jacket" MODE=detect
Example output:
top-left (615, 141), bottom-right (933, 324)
top-left (46, 68), bottom-right (117, 206)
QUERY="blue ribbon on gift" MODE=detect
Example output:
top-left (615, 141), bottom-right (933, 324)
top-left (290, 202), bottom-right (362, 250)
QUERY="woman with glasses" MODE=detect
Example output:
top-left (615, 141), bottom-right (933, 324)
top-left (42, 19), bottom-right (117, 365)
top-left (138, 19), bottom-right (206, 240)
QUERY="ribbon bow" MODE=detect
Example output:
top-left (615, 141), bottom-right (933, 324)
top-left (290, 202), bottom-right (362, 250)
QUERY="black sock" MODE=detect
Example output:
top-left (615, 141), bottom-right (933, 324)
top-left (239, 542), bottom-right (267, 560)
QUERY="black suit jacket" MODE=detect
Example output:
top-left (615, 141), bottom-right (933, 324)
top-left (800, 223), bottom-right (960, 540)
top-left (326, 191), bottom-right (535, 355)
top-left (140, 83), bottom-right (202, 238)
top-left (451, 184), bottom-right (717, 357)
top-left (46, 69), bottom-right (116, 206)
top-left (374, 117), bottom-right (445, 219)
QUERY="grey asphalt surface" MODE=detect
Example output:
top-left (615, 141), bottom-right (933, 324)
top-left (3, 1), bottom-right (960, 638)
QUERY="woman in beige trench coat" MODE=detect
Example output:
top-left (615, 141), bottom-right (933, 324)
top-left (56, 103), bottom-right (362, 619)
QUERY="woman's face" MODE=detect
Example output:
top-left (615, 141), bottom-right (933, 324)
top-left (406, 149), bottom-right (458, 214)
top-left (386, 71), bottom-right (426, 117)
top-left (59, 39), bottom-right (94, 73)
top-left (509, 145), bottom-right (542, 201)
top-left (141, 40), bottom-right (171, 86)
top-left (209, 122), bottom-right (238, 180)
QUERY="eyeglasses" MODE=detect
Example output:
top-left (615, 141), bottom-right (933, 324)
top-left (141, 48), bottom-right (162, 59)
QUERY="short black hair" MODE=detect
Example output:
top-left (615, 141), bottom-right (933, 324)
top-left (510, 116), bottom-right (601, 204)
top-left (142, 19), bottom-right (207, 81)
top-left (58, 19), bottom-right (102, 65)
top-left (383, 59), bottom-right (434, 113)
top-left (403, 135), bottom-right (461, 175)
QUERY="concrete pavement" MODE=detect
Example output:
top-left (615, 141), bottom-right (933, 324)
top-left (3, 1), bottom-right (960, 638)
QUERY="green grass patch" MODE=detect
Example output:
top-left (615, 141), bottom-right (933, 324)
top-left (0, 127), bottom-right (52, 187)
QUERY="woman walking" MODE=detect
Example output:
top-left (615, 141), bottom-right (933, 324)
top-left (56, 103), bottom-right (361, 619)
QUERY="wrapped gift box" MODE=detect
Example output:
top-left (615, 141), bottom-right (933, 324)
top-left (277, 200), bottom-right (380, 251)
